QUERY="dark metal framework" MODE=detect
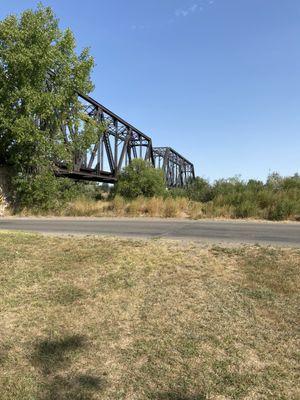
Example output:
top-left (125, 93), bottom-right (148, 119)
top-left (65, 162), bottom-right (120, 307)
top-left (56, 93), bottom-right (195, 187)
top-left (153, 147), bottom-right (195, 187)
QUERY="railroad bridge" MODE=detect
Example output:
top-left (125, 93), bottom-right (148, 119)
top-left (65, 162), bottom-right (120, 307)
top-left (57, 92), bottom-right (195, 188)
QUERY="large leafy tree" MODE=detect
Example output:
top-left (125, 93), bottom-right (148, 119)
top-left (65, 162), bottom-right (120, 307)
top-left (0, 5), bottom-right (100, 208)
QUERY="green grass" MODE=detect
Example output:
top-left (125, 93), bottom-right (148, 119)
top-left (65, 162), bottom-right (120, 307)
top-left (0, 232), bottom-right (299, 399)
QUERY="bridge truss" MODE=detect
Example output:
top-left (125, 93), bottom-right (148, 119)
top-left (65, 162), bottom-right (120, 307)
top-left (56, 93), bottom-right (195, 187)
top-left (153, 147), bottom-right (195, 187)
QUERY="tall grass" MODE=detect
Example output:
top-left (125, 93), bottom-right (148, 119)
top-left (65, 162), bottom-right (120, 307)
top-left (63, 196), bottom-right (189, 218)
top-left (12, 194), bottom-right (300, 221)
top-left (44, 194), bottom-right (299, 221)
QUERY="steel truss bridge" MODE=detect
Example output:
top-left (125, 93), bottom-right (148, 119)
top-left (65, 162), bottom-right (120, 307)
top-left (57, 92), bottom-right (195, 187)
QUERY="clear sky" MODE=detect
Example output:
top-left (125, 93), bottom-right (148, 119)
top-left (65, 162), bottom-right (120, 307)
top-left (1, 1), bottom-right (299, 181)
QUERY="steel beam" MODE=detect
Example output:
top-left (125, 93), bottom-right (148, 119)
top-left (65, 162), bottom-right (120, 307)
top-left (153, 147), bottom-right (195, 187)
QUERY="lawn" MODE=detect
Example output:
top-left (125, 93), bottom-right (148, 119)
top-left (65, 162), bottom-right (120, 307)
top-left (0, 232), bottom-right (299, 399)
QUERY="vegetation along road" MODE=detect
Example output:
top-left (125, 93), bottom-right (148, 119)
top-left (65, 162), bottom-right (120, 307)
top-left (1, 218), bottom-right (299, 246)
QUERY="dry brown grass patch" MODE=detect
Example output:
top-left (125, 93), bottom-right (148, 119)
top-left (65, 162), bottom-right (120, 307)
top-left (0, 232), bottom-right (299, 399)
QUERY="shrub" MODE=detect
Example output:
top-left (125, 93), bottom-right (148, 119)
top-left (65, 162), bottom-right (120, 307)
top-left (234, 200), bottom-right (258, 219)
top-left (11, 171), bottom-right (83, 213)
top-left (267, 198), bottom-right (297, 221)
top-left (186, 177), bottom-right (214, 202)
top-left (115, 159), bottom-right (166, 199)
top-left (168, 187), bottom-right (187, 198)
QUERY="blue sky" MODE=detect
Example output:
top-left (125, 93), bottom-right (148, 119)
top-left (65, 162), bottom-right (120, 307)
top-left (1, 1), bottom-right (299, 181)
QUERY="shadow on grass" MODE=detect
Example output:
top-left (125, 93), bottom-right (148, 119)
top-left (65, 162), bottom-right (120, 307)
top-left (154, 392), bottom-right (207, 400)
top-left (41, 374), bottom-right (105, 400)
top-left (32, 334), bottom-right (85, 375)
top-left (31, 334), bottom-right (105, 400)
top-left (0, 343), bottom-right (10, 365)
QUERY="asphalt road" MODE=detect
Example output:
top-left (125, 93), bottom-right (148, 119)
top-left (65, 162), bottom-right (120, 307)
top-left (0, 217), bottom-right (299, 246)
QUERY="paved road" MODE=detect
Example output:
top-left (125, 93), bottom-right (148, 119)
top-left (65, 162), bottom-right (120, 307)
top-left (0, 217), bottom-right (299, 246)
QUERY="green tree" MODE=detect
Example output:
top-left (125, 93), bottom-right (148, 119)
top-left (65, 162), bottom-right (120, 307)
top-left (115, 159), bottom-right (166, 199)
top-left (0, 4), bottom-right (101, 209)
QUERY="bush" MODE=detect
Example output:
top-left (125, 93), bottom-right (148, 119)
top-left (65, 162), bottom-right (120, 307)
top-left (186, 177), bottom-right (214, 202)
top-left (168, 173), bottom-right (300, 221)
top-left (11, 171), bottom-right (83, 213)
top-left (115, 159), bottom-right (166, 199)
top-left (267, 198), bottom-right (298, 221)
top-left (234, 199), bottom-right (258, 218)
